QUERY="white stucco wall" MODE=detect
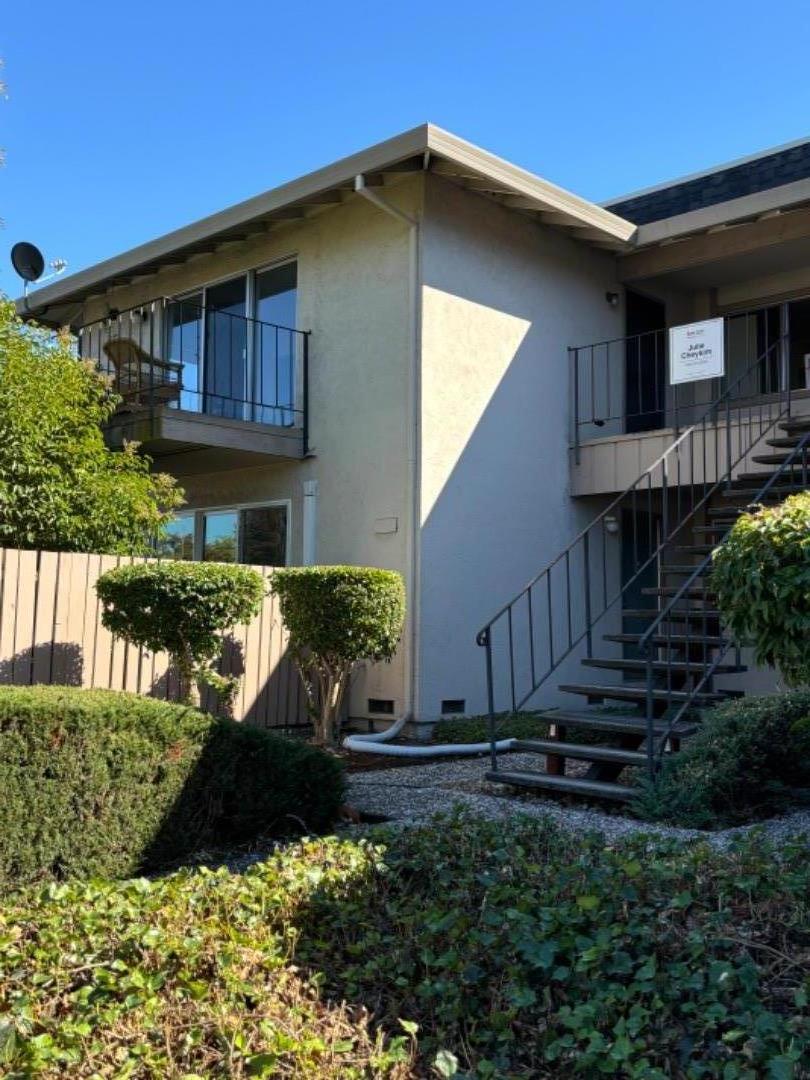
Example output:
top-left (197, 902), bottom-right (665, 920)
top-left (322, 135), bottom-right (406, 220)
top-left (80, 181), bottom-right (421, 721)
top-left (417, 175), bottom-right (625, 720)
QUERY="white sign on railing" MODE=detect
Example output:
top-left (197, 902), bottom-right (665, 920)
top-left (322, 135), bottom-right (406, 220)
top-left (669, 318), bottom-right (725, 385)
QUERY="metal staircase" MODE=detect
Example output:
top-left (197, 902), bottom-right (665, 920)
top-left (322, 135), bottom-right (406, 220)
top-left (477, 335), bottom-right (810, 802)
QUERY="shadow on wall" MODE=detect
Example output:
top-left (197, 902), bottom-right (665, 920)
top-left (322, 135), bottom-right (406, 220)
top-left (0, 642), bottom-right (84, 687)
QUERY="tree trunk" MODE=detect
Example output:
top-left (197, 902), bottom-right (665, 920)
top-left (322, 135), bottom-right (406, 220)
top-left (176, 647), bottom-right (201, 708)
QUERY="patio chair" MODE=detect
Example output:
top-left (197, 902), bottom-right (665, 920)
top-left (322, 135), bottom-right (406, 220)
top-left (103, 338), bottom-right (182, 409)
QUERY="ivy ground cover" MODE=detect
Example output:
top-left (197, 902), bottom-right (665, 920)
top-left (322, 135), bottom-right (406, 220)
top-left (1, 812), bottom-right (809, 1078)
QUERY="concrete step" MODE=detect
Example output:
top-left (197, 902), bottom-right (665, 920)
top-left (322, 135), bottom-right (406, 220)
top-left (511, 738), bottom-right (648, 766)
top-left (582, 657), bottom-right (744, 675)
top-left (486, 768), bottom-right (635, 801)
top-left (536, 708), bottom-right (697, 738)
top-left (559, 682), bottom-right (724, 705)
top-left (621, 608), bottom-right (722, 621)
top-left (605, 632), bottom-right (727, 647)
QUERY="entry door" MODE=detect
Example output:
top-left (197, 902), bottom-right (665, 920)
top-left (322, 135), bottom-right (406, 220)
top-left (625, 291), bottom-right (666, 433)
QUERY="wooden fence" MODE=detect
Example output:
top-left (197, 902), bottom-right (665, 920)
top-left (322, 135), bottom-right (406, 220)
top-left (0, 547), bottom-right (309, 730)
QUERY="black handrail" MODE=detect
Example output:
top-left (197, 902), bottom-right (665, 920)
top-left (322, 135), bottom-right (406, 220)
top-left (570, 306), bottom-right (786, 460)
top-left (75, 297), bottom-right (310, 440)
top-left (639, 429), bottom-right (810, 778)
top-left (477, 331), bottom-right (793, 771)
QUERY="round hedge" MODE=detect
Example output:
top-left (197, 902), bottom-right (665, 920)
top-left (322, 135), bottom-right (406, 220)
top-left (270, 566), bottom-right (405, 665)
top-left (712, 492), bottom-right (810, 686)
top-left (0, 686), bottom-right (345, 885)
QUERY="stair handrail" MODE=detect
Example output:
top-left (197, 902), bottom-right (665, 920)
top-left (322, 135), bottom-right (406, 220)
top-left (477, 331), bottom-right (791, 729)
top-left (639, 429), bottom-right (810, 779)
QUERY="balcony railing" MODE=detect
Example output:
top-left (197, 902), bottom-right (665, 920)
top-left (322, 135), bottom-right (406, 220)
top-left (569, 306), bottom-right (804, 460)
top-left (77, 298), bottom-right (310, 450)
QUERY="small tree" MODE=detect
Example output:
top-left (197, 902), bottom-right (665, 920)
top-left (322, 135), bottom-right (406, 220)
top-left (271, 566), bottom-right (405, 747)
top-left (96, 562), bottom-right (265, 708)
top-left (0, 298), bottom-right (183, 553)
top-left (712, 492), bottom-right (810, 687)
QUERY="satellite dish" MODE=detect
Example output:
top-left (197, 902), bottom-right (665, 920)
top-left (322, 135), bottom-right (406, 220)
top-left (11, 242), bottom-right (45, 283)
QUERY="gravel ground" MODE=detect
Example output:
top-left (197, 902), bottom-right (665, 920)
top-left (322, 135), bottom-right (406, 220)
top-left (344, 751), bottom-right (810, 849)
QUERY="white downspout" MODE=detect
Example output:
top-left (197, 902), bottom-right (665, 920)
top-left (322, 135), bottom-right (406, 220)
top-left (302, 479), bottom-right (318, 565)
top-left (354, 173), bottom-right (423, 728)
top-left (347, 175), bottom-right (515, 760)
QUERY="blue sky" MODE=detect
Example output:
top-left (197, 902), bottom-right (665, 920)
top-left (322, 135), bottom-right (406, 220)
top-left (2, 0), bottom-right (810, 296)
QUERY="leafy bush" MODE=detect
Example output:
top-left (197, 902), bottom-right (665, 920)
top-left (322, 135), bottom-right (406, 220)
top-left (271, 566), bottom-right (405, 746)
top-left (433, 710), bottom-right (550, 743)
top-left (712, 492), bottom-right (810, 686)
top-left (632, 690), bottom-right (810, 827)
top-left (0, 297), bottom-right (183, 553)
top-left (3, 813), bottom-right (810, 1077)
top-left (0, 685), bottom-right (345, 885)
top-left (96, 561), bottom-right (265, 708)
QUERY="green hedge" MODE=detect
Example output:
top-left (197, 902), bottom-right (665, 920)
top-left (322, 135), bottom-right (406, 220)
top-left (433, 711), bottom-right (550, 743)
top-left (633, 690), bottom-right (810, 827)
top-left (3, 813), bottom-right (809, 1076)
top-left (0, 686), bottom-right (345, 884)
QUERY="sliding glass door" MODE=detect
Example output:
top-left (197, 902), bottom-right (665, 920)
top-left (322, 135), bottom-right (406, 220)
top-left (165, 263), bottom-right (297, 423)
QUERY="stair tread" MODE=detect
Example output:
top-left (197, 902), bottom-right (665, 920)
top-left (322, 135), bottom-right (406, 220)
top-left (780, 417), bottom-right (810, 434)
top-left (692, 524), bottom-right (731, 534)
top-left (661, 564), bottom-right (711, 574)
top-left (560, 681), bottom-right (724, 703)
top-left (605, 632), bottom-right (726, 646)
top-left (583, 657), bottom-right (744, 674)
top-left (621, 608), bottom-right (722, 619)
top-left (675, 545), bottom-right (717, 555)
top-left (723, 483), bottom-right (806, 498)
top-left (536, 708), bottom-right (697, 737)
top-left (641, 586), bottom-right (715, 597)
top-left (767, 436), bottom-right (807, 449)
top-left (737, 467), bottom-right (807, 481)
top-left (511, 738), bottom-right (649, 765)
top-left (486, 769), bottom-right (635, 801)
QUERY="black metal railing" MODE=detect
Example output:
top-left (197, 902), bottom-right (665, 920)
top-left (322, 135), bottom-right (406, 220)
top-left (638, 430), bottom-right (810, 779)
top-left (76, 298), bottom-right (310, 448)
top-left (570, 306), bottom-right (793, 459)
top-left (477, 333), bottom-right (796, 773)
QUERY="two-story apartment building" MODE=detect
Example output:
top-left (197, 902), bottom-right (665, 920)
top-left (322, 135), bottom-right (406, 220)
top-left (19, 125), bottom-right (810, 784)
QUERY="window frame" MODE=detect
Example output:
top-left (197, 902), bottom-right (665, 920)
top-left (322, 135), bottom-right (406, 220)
top-left (161, 499), bottom-right (292, 566)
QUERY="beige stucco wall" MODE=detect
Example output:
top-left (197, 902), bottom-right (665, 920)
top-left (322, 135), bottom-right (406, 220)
top-left (78, 179), bottom-right (422, 721)
top-left (417, 174), bottom-right (625, 719)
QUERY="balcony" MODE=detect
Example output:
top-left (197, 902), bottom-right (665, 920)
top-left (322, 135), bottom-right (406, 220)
top-left (570, 305), bottom-right (810, 495)
top-left (77, 299), bottom-right (309, 469)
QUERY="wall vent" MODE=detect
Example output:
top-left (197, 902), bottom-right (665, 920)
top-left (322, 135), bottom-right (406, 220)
top-left (368, 698), bottom-right (395, 715)
top-left (441, 699), bottom-right (466, 715)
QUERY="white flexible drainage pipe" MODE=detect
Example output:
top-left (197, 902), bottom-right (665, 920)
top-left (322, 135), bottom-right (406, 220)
top-left (342, 714), bottom-right (516, 757)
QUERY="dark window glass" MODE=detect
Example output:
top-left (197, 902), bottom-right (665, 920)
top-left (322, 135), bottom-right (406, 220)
top-left (254, 263), bottom-right (297, 424)
top-left (241, 505), bottom-right (287, 566)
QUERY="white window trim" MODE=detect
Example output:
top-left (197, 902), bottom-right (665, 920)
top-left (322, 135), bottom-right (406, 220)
top-left (166, 499), bottom-right (292, 567)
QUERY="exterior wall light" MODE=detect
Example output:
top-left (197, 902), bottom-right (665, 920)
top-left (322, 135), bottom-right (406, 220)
top-left (605, 291), bottom-right (620, 307)
top-left (604, 515), bottom-right (620, 534)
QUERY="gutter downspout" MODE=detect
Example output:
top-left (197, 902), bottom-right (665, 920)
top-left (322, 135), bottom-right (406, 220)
top-left (353, 173), bottom-right (423, 730)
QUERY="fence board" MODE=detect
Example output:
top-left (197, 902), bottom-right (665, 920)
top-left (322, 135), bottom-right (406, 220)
top-left (0, 548), bottom-right (306, 730)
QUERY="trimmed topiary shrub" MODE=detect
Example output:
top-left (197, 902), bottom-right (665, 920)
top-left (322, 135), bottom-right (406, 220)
top-left (632, 689), bottom-right (810, 827)
top-left (0, 685), bottom-right (345, 885)
top-left (271, 566), bottom-right (405, 746)
top-left (96, 561), bottom-right (265, 710)
top-left (712, 491), bottom-right (810, 687)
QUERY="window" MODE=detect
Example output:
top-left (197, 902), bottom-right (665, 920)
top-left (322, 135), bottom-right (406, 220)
top-left (155, 513), bottom-right (195, 561)
top-left (159, 503), bottom-right (289, 566)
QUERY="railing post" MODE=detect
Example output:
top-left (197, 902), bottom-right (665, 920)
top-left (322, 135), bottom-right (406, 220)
top-left (479, 627), bottom-right (498, 773)
top-left (583, 532), bottom-right (592, 658)
top-left (302, 331), bottom-right (310, 456)
top-left (571, 347), bottom-right (580, 466)
top-left (644, 648), bottom-right (655, 782)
